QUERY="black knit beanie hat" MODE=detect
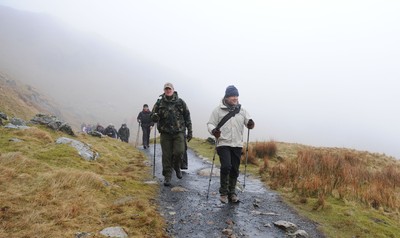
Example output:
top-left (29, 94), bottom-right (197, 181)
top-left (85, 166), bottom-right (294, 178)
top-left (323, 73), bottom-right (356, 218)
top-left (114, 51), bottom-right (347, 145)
top-left (224, 85), bottom-right (239, 98)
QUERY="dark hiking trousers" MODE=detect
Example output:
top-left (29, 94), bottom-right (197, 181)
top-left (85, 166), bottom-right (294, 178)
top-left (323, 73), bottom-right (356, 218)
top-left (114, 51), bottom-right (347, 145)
top-left (141, 125), bottom-right (151, 147)
top-left (160, 132), bottom-right (185, 179)
top-left (217, 146), bottom-right (242, 196)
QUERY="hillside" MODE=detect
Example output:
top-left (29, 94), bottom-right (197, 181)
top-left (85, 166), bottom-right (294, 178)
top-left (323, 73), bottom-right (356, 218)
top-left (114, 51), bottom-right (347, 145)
top-left (0, 72), bottom-right (60, 120)
top-left (0, 72), bottom-right (85, 130)
top-left (2, 73), bottom-right (400, 237)
top-left (188, 139), bottom-right (400, 238)
top-left (0, 5), bottom-right (188, 131)
top-left (0, 78), bottom-right (166, 237)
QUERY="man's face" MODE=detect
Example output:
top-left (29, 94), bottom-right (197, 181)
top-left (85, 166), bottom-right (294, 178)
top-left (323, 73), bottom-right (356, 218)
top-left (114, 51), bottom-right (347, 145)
top-left (225, 96), bottom-right (239, 106)
top-left (144, 106), bottom-right (149, 111)
top-left (164, 87), bottom-right (174, 96)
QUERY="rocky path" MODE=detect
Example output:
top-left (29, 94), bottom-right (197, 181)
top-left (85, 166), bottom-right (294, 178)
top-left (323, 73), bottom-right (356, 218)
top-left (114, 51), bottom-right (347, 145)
top-left (142, 145), bottom-right (325, 238)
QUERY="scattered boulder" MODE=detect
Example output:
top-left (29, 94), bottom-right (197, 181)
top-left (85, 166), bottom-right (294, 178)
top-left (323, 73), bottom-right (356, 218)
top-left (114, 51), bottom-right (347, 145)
top-left (31, 113), bottom-right (57, 125)
top-left (144, 180), bottom-right (158, 185)
top-left (56, 137), bottom-right (99, 161)
top-left (198, 167), bottom-right (220, 177)
top-left (4, 123), bottom-right (30, 130)
top-left (10, 117), bottom-right (26, 126)
top-left (3, 117), bottom-right (29, 130)
top-left (88, 130), bottom-right (103, 138)
top-left (0, 112), bottom-right (8, 120)
top-left (101, 178), bottom-right (111, 187)
top-left (273, 220), bottom-right (298, 233)
top-left (99, 227), bottom-right (128, 238)
top-left (75, 232), bottom-right (93, 238)
top-left (31, 114), bottom-right (75, 136)
top-left (47, 120), bottom-right (63, 130)
top-left (206, 137), bottom-right (215, 145)
top-left (171, 186), bottom-right (189, 192)
top-left (9, 138), bottom-right (23, 143)
top-left (288, 229), bottom-right (310, 238)
top-left (58, 123), bottom-right (75, 136)
top-left (251, 211), bottom-right (279, 216)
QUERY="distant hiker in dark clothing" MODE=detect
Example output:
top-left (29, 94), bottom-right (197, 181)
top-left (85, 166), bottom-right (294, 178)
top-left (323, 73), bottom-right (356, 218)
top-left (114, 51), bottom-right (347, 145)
top-left (151, 82), bottom-right (192, 186)
top-left (95, 123), bottom-right (105, 134)
top-left (137, 104), bottom-right (154, 149)
top-left (207, 85), bottom-right (254, 204)
top-left (118, 123), bottom-right (130, 143)
top-left (104, 124), bottom-right (118, 139)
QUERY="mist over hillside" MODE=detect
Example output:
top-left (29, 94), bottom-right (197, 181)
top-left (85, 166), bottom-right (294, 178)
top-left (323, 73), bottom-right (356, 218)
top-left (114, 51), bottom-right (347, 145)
top-left (2, 4), bottom-right (399, 159)
top-left (0, 5), bottom-right (197, 131)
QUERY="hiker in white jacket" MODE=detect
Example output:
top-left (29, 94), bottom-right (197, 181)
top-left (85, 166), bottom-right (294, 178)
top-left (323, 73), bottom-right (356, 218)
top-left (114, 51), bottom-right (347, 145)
top-left (207, 85), bottom-right (255, 204)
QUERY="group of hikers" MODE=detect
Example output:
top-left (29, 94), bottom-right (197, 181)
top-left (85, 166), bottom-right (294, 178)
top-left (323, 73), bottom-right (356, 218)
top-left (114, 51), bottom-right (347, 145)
top-left (81, 122), bottom-right (131, 143)
top-left (149, 82), bottom-right (254, 204)
top-left (81, 82), bottom-right (254, 203)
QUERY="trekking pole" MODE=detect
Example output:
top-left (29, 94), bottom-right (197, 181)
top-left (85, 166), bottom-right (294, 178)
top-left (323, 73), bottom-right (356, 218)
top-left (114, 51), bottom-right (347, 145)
top-left (135, 122), bottom-right (141, 147)
top-left (243, 128), bottom-right (250, 190)
top-left (152, 123), bottom-right (157, 178)
top-left (206, 138), bottom-right (218, 200)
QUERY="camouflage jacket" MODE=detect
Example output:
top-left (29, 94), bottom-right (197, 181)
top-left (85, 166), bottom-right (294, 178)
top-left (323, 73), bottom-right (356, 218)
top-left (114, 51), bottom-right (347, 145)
top-left (152, 91), bottom-right (192, 135)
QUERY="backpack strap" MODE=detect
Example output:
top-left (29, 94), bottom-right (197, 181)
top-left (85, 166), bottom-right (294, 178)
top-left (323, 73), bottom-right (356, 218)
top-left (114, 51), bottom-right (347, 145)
top-left (216, 105), bottom-right (241, 130)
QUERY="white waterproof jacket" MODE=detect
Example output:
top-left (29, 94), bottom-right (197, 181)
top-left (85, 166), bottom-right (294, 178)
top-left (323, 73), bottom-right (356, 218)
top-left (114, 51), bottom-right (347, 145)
top-left (207, 100), bottom-right (252, 148)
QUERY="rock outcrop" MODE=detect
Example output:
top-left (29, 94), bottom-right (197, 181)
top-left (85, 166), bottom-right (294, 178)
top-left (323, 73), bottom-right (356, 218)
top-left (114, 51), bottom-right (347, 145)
top-left (31, 114), bottom-right (74, 136)
top-left (56, 137), bottom-right (99, 161)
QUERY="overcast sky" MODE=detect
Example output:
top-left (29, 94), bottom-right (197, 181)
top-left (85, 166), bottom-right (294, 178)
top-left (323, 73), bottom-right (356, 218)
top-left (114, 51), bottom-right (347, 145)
top-left (1, 0), bottom-right (400, 158)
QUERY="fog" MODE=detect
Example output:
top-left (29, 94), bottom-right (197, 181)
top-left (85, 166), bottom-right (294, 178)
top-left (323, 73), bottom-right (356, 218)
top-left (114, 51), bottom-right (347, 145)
top-left (1, 1), bottom-right (399, 159)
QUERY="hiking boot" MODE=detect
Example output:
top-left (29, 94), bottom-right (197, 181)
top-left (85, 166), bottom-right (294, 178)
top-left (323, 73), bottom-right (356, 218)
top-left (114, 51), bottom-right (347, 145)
top-left (220, 195), bottom-right (228, 204)
top-left (229, 194), bottom-right (239, 203)
top-left (163, 177), bottom-right (171, 186)
top-left (175, 169), bottom-right (182, 179)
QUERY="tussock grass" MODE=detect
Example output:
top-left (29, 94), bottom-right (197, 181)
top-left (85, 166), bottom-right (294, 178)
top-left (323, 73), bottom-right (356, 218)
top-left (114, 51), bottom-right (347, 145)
top-left (269, 149), bottom-right (400, 210)
top-left (0, 126), bottom-right (166, 237)
top-left (243, 141), bottom-right (278, 169)
top-left (15, 127), bottom-right (54, 144)
top-left (190, 138), bottom-right (400, 238)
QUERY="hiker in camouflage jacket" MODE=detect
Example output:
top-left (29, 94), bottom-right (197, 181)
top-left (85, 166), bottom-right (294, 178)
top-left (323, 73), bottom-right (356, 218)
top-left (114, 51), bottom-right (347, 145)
top-left (151, 82), bottom-right (192, 186)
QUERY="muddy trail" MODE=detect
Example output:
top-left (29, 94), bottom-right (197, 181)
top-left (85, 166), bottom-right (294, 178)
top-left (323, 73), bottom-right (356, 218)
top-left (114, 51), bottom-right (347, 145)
top-left (142, 144), bottom-right (325, 238)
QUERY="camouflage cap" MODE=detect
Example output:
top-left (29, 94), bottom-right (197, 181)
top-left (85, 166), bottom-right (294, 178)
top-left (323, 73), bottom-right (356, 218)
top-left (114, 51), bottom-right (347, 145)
top-left (164, 82), bottom-right (174, 90)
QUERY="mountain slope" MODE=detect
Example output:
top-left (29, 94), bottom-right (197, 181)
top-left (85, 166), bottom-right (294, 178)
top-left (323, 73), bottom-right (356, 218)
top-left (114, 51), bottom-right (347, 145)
top-left (0, 72), bottom-right (61, 120)
top-left (0, 5), bottom-right (182, 129)
top-left (0, 72), bottom-right (166, 237)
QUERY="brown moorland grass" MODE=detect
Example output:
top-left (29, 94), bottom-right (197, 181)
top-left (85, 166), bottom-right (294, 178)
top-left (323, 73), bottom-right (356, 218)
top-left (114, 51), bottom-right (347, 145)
top-left (268, 149), bottom-right (400, 210)
top-left (189, 138), bottom-right (400, 238)
top-left (0, 126), bottom-right (166, 238)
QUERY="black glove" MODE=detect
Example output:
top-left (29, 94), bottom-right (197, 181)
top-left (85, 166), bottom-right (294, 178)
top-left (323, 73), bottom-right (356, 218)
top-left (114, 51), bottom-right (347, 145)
top-left (211, 128), bottom-right (221, 138)
top-left (247, 119), bottom-right (255, 129)
top-left (151, 113), bottom-right (159, 122)
top-left (187, 131), bottom-right (193, 142)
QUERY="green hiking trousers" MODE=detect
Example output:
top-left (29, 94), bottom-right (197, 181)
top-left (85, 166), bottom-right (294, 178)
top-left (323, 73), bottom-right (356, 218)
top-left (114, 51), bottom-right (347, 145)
top-left (160, 132), bottom-right (185, 178)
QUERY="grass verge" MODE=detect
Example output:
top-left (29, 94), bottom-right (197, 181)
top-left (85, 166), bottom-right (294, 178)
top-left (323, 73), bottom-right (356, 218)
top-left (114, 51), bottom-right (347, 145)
top-left (189, 137), bottom-right (400, 238)
top-left (0, 126), bottom-right (166, 237)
